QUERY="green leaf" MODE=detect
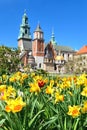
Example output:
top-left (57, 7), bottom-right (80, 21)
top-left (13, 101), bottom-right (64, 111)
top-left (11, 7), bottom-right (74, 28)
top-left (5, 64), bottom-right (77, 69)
top-left (41, 115), bottom-right (58, 128)
top-left (49, 104), bottom-right (58, 114)
top-left (30, 98), bottom-right (37, 118)
top-left (0, 119), bottom-right (6, 126)
top-left (64, 117), bottom-right (66, 130)
top-left (0, 128), bottom-right (4, 130)
top-left (73, 118), bottom-right (79, 130)
top-left (28, 109), bottom-right (45, 127)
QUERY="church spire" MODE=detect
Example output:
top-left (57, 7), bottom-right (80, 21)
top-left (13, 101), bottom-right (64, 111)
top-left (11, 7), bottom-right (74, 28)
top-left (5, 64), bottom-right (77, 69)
top-left (33, 23), bottom-right (44, 40)
top-left (18, 11), bottom-right (31, 40)
top-left (50, 29), bottom-right (57, 46)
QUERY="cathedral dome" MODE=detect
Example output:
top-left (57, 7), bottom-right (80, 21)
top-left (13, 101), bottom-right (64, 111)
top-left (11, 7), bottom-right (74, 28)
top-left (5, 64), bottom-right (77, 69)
top-left (55, 55), bottom-right (64, 61)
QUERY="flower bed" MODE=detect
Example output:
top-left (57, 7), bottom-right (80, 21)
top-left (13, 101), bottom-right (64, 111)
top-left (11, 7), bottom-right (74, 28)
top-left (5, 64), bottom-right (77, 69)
top-left (0, 72), bottom-right (87, 130)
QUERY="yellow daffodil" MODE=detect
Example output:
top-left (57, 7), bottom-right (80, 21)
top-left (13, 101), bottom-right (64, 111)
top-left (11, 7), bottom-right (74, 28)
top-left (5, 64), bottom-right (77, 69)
top-left (81, 101), bottom-right (87, 113)
top-left (33, 75), bottom-right (42, 82)
top-left (5, 96), bottom-right (26, 113)
top-left (22, 73), bottom-right (28, 80)
top-left (9, 76), bottom-right (16, 82)
top-left (45, 85), bottom-right (54, 95)
top-left (29, 82), bottom-right (40, 93)
top-left (0, 85), bottom-right (7, 100)
top-left (2, 74), bottom-right (8, 80)
top-left (55, 91), bottom-right (64, 103)
top-left (0, 91), bottom-right (7, 100)
top-left (81, 87), bottom-right (87, 97)
top-left (0, 85), bottom-right (6, 92)
top-left (0, 85), bottom-right (16, 101)
top-left (50, 79), bottom-right (54, 86)
top-left (6, 86), bottom-right (16, 98)
top-left (67, 105), bottom-right (81, 118)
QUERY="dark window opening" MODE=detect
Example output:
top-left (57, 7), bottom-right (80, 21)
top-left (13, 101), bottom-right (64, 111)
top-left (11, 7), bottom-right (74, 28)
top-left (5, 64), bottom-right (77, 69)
top-left (54, 64), bottom-right (57, 70)
top-left (39, 63), bottom-right (41, 68)
top-left (63, 53), bottom-right (64, 57)
top-left (25, 29), bottom-right (27, 34)
top-left (25, 18), bottom-right (28, 24)
top-left (68, 54), bottom-right (69, 57)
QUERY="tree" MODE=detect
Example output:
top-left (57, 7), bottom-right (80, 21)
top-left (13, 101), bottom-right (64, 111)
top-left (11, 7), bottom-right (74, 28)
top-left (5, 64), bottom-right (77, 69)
top-left (0, 45), bottom-right (20, 75)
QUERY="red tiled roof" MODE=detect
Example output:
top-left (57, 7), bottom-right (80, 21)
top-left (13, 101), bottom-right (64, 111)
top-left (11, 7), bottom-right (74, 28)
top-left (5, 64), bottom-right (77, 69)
top-left (76, 45), bottom-right (87, 55)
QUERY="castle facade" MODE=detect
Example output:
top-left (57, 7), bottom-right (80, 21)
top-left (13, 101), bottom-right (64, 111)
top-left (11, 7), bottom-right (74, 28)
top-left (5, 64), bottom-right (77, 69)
top-left (18, 12), bottom-right (75, 73)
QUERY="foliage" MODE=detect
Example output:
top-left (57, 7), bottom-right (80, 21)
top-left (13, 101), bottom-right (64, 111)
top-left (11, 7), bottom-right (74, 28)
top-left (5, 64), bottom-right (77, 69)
top-left (0, 46), bottom-right (20, 75)
top-left (0, 72), bottom-right (87, 129)
top-left (35, 69), bottom-right (48, 76)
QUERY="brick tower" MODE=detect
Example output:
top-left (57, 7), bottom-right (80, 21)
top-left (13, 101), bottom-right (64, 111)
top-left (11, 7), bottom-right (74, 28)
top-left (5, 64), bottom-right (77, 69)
top-left (32, 24), bottom-right (44, 69)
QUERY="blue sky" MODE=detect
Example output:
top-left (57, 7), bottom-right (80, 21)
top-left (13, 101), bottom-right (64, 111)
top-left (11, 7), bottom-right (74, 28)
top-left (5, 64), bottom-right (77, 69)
top-left (0, 0), bottom-right (87, 50)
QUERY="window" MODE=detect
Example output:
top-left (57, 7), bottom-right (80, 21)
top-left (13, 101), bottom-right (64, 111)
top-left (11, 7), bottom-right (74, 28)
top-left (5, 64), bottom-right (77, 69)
top-left (25, 18), bottom-right (28, 24)
top-left (39, 63), bottom-right (41, 68)
top-left (49, 59), bottom-right (50, 62)
top-left (25, 29), bottom-right (27, 34)
top-left (83, 56), bottom-right (86, 60)
top-left (54, 64), bottom-right (57, 70)
top-left (68, 54), bottom-right (69, 57)
top-left (62, 53), bottom-right (64, 57)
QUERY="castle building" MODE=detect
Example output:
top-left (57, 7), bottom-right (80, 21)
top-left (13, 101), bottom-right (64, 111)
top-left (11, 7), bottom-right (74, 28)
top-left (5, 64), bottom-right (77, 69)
top-left (74, 45), bottom-right (87, 73)
top-left (18, 12), bottom-right (75, 73)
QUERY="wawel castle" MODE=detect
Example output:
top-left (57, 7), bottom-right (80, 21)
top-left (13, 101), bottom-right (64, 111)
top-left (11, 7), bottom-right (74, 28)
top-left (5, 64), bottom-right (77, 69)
top-left (18, 12), bottom-right (87, 73)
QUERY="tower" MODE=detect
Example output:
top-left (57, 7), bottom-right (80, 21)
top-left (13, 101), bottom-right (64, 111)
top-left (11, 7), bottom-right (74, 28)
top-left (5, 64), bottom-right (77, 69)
top-left (50, 30), bottom-right (57, 46)
top-left (18, 11), bottom-right (32, 52)
top-left (32, 24), bottom-right (44, 69)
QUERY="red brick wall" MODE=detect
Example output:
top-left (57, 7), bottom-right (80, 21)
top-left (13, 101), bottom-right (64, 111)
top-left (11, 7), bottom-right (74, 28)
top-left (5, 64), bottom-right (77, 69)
top-left (32, 40), bottom-right (44, 57)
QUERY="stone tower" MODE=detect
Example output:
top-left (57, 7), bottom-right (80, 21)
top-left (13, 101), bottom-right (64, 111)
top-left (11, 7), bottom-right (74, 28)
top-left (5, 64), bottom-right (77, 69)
top-left (18, 11), bottom-right (32, 52)
top-left (32, 24), bottom-right (44, 69)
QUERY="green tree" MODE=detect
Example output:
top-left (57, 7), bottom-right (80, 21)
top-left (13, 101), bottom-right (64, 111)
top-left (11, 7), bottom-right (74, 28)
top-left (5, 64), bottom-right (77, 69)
top-left (0, 45), bottom-right (20, 75)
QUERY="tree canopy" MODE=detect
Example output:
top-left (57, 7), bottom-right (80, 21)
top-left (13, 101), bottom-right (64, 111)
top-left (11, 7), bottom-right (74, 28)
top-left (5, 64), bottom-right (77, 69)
top-left (0, 46), bottom-right (20, 75)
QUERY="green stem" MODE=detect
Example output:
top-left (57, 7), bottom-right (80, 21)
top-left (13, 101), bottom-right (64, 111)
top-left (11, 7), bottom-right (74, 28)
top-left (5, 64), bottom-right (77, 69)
top-left (64, 117), bottom-right (66, 130)
top-left (74, 118), bottom-right (79, 130)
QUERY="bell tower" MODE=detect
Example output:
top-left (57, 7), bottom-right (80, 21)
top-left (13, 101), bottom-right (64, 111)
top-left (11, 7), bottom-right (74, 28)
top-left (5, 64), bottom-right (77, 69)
top-left (32, 24), bottom-right (44, 69)
top-left (18, 11), bottom-right (32, 52)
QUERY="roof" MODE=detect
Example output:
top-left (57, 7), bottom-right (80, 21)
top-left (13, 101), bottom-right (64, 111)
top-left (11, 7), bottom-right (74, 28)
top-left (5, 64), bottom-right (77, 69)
top-left (45, 43), bottom-right (74, 52)
top-left (76, 45), bottom-right (87, 55)
top-left (34, 24), bottom-right (43, 32)
top-left (54, 45), bottom-right (74, 52)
